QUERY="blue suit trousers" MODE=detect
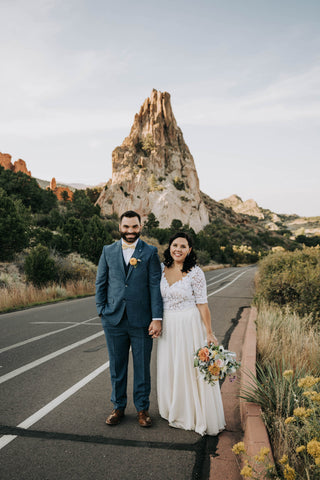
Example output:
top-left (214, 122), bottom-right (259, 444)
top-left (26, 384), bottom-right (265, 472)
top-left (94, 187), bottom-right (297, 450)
top-left (103, 312), bottom-right (153, 412)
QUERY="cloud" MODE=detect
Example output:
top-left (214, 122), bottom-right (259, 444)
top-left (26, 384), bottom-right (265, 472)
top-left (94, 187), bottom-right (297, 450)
top-left (176, 65), bottom-right (320, 126)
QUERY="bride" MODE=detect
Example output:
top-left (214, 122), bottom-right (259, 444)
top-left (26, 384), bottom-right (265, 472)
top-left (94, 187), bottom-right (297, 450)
top-left (157, 232), bottom-right (225, 436)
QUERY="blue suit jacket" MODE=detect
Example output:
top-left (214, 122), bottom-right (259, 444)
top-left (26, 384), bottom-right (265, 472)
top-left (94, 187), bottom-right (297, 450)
top-left (95, 239), bottom-right (163, 327)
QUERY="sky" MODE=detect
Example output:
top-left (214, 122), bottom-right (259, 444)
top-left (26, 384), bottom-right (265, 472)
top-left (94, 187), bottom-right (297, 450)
top-left (0, 0), bottom-right (319, 217)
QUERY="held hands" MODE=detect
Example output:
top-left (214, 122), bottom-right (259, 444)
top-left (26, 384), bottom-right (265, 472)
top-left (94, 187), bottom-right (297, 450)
top-left (207, 331), bottom-right (218, 346)
top-left (148, 320), bottom-right (162, 339)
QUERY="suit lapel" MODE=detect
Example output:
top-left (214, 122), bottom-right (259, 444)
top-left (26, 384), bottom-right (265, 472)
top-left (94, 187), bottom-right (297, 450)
top-left (126, 239), bottom-right (143, 280)
top-left (117, 241), bottom-right (126, 279)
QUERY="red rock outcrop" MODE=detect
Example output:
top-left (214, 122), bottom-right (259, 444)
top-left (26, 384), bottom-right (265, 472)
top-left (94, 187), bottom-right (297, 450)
top-left (47, 177), bottom-right (73, 201)
top-left (0, 153), bottom-right (31, 176)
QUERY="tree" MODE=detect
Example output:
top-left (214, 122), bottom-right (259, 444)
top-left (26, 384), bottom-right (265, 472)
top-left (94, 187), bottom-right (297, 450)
top-left (61, 190), bottom-right (70, 202)
top-left (85, 187), bottom-right (101, 204)
top-left (24, 245), bottom-right (57, 286)
top-left (51, 233), bottom-right (71, 255)
top-left (144, 213), bottom-right (159, 235)
top-left (0, 188), bottom-right (30, 260)
top-left (0, 166), bottom-right (57, 213)
top-left (62, 217), bottom-right (84, 251)
top-left (80, 215), bottom-right (113, 264)
top-left (170, 219), bottom-right (183, 232)
top-left (47, 208), bottom-right (64, 230)
top-left (71, 190), bottom-right (100, 218)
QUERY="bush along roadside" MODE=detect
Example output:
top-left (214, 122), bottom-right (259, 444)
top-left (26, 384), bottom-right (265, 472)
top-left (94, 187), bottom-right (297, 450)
top-left (0, 249), bottom-right (97, 312)
top-left (255, 246), bottom-right (320, 323)
top-left (236, 248), bottom-right (320, 479)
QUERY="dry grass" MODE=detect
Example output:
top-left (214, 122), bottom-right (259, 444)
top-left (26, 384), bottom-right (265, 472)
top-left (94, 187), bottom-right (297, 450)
top-left (0, 253), bottom-right (97, 312)
top-left (0, 279), bottom-right (95, 312)
top-left (256, 305), bottom-right (320, 375)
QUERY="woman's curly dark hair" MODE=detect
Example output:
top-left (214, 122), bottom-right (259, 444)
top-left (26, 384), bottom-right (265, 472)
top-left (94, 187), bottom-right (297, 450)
top-left (163, 232), bottom-right (197, 273)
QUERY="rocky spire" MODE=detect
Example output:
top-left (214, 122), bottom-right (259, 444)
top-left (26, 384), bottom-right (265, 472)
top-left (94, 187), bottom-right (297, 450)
top-left (0, 153), bottom-right (31, 176)
top-left (96, 89), bottom-right (209, 232)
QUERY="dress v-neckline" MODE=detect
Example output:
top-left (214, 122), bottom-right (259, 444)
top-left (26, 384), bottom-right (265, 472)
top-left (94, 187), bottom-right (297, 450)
top-left (163, 270), bottom-right (188, 288)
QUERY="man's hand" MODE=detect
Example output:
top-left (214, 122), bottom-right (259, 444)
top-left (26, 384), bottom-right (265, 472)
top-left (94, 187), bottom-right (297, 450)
top-left (148, 320), bottom-right (162, 338)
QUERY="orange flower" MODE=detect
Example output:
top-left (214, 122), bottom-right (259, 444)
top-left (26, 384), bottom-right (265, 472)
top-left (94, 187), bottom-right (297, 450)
top-left (129, 257), bottom-right (138, 266)
top-left (208, 364), bottom-right (221, 376)
top-left (198, 348), bottom-right (210, 362)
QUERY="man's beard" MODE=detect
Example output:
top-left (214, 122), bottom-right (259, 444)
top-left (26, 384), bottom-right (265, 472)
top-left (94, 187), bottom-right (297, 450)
top-left (120, 231), bottom-right (140, 243)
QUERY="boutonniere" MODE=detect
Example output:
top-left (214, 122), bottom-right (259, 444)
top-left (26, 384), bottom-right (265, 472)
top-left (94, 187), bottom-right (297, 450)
top-left (129, 257), bottom-right (141, 268)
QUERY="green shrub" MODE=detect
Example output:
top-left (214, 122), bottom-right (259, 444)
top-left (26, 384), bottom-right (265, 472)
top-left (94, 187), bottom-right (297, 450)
top-left (255, 247), bottom-right (320, 322)
top-left (197, 250), bottom-right (211, 266)
top-left (53, 252), bottom-right (97, 284)
top-left (24, 245), bottom-right (57, 286)
top-left (141, 134), bottom-right (155, 155)
top-left (0, 166), bottom-right (57, 213)
top-left (0, 188), bottom-right (31, 260)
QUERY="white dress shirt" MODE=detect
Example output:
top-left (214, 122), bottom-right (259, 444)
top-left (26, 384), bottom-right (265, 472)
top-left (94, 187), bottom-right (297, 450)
top-left (121, 238), bottom-right (138, 265)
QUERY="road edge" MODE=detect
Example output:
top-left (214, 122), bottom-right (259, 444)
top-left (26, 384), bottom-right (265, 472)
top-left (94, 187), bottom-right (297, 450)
top-left (209, 306), bottom-right (274, 480)
top-left (240, 307), bottom-right (273, 459)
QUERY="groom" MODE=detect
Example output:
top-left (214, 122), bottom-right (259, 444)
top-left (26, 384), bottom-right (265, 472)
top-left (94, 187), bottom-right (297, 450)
top-left (95, 210), bottom-right (163, 427)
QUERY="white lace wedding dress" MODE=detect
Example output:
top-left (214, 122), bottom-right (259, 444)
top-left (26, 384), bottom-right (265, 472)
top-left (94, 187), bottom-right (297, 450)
top-left (157, 265), bottom-right (226, 436)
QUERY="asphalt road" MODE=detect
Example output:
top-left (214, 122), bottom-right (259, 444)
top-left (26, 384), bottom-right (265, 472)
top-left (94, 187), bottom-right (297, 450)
top-left (0, 265), bottom-right (256, 480)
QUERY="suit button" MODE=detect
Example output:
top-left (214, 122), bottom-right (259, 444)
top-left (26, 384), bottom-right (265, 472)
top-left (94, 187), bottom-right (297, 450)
top-left (125, 285), bottom-right (128, 287)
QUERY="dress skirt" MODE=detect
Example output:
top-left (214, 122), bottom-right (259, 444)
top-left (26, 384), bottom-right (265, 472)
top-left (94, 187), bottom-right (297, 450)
top-left (157, 306), bottom-right (226, 436)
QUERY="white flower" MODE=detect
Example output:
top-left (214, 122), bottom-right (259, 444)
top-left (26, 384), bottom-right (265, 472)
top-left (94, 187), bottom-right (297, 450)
top-left (219, 346), bottom-right (225, 354)
top-left (215, 358), bottom-right (224, 368)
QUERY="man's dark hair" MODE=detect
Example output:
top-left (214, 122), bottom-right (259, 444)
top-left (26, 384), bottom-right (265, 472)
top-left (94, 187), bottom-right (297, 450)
top-left (120, 210), bottom-right (141, 224)
top-left (163, 232), bottom-right (197, 273)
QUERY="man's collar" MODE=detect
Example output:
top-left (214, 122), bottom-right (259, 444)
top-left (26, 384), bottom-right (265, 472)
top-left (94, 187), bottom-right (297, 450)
top-left (121, 238), bottom-right (139, 248)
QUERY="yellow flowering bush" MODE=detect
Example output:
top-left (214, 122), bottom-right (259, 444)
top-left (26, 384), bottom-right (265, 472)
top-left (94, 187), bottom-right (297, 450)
top-left (279, 455), bottom-right (289, 465)
top-left (284, 417), bottom-right (295, 425)
top-left (283, 463), bottom-right (296, 480)
top-left (240, 464), bottom-right (253, 478)
top-left (281, 374), bottom-right (320, 479)
top-left (298, 376), bottom-right (320, 389)
top-left (293, 407), bottom-right (313, 418)
top-left (232, 443), bottom-right (276, 479)
top-left (232, 442), bottom-right (246, 455)
top-left (307, 439), bottom-right (320, 458)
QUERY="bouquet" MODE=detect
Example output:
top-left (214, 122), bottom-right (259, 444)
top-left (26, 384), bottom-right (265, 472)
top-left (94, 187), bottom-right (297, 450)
top-left (194, 344), bottom-right (241, 385)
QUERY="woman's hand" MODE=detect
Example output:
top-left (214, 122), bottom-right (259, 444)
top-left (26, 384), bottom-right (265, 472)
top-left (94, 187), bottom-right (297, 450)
top-left (148, 320), bottom-right (162, 338)
top-left (207, 331), bottom-right (218, 346)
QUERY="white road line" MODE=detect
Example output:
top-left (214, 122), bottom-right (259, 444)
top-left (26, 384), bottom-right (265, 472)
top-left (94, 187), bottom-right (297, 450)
top-left (207, 269), bottom-right (250, 297)
top-left (0, 361), bottom-right (110, 450)
top-left (206, 270), bottom-right (231, 282)
top-left (31, 321), bottom-right (81, 325)
top-left (0, 316), bottom-right (99, 354)
top-left (0, 331), bottom-right (104, 385)
top-left (206, 270), bottom-right (241, 288)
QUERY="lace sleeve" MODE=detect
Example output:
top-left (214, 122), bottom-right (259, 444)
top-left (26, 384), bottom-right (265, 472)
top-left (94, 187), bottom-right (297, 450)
top-left (190, 266), bottom-right (207, 304)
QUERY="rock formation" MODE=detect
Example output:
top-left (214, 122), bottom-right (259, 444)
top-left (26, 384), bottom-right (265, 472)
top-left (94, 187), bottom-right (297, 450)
top-left (96, 89), bottom-right (209, 232)
top-left (47, 177), bottom-right (73, 201)
top-left (220, 194), bottom-right (265, 220)
top-left (0, 152), bottom-right (31, 176)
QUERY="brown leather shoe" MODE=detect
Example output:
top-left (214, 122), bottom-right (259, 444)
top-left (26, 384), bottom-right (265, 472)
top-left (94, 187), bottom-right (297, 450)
top-left (137, 410), bottom-right (152, 427)
top-left (106, 409), bottom-right (125, 425)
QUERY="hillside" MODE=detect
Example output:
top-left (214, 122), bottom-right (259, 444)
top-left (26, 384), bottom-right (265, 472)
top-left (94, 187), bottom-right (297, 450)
top-left (219, 194), bottom-right (320, 237)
